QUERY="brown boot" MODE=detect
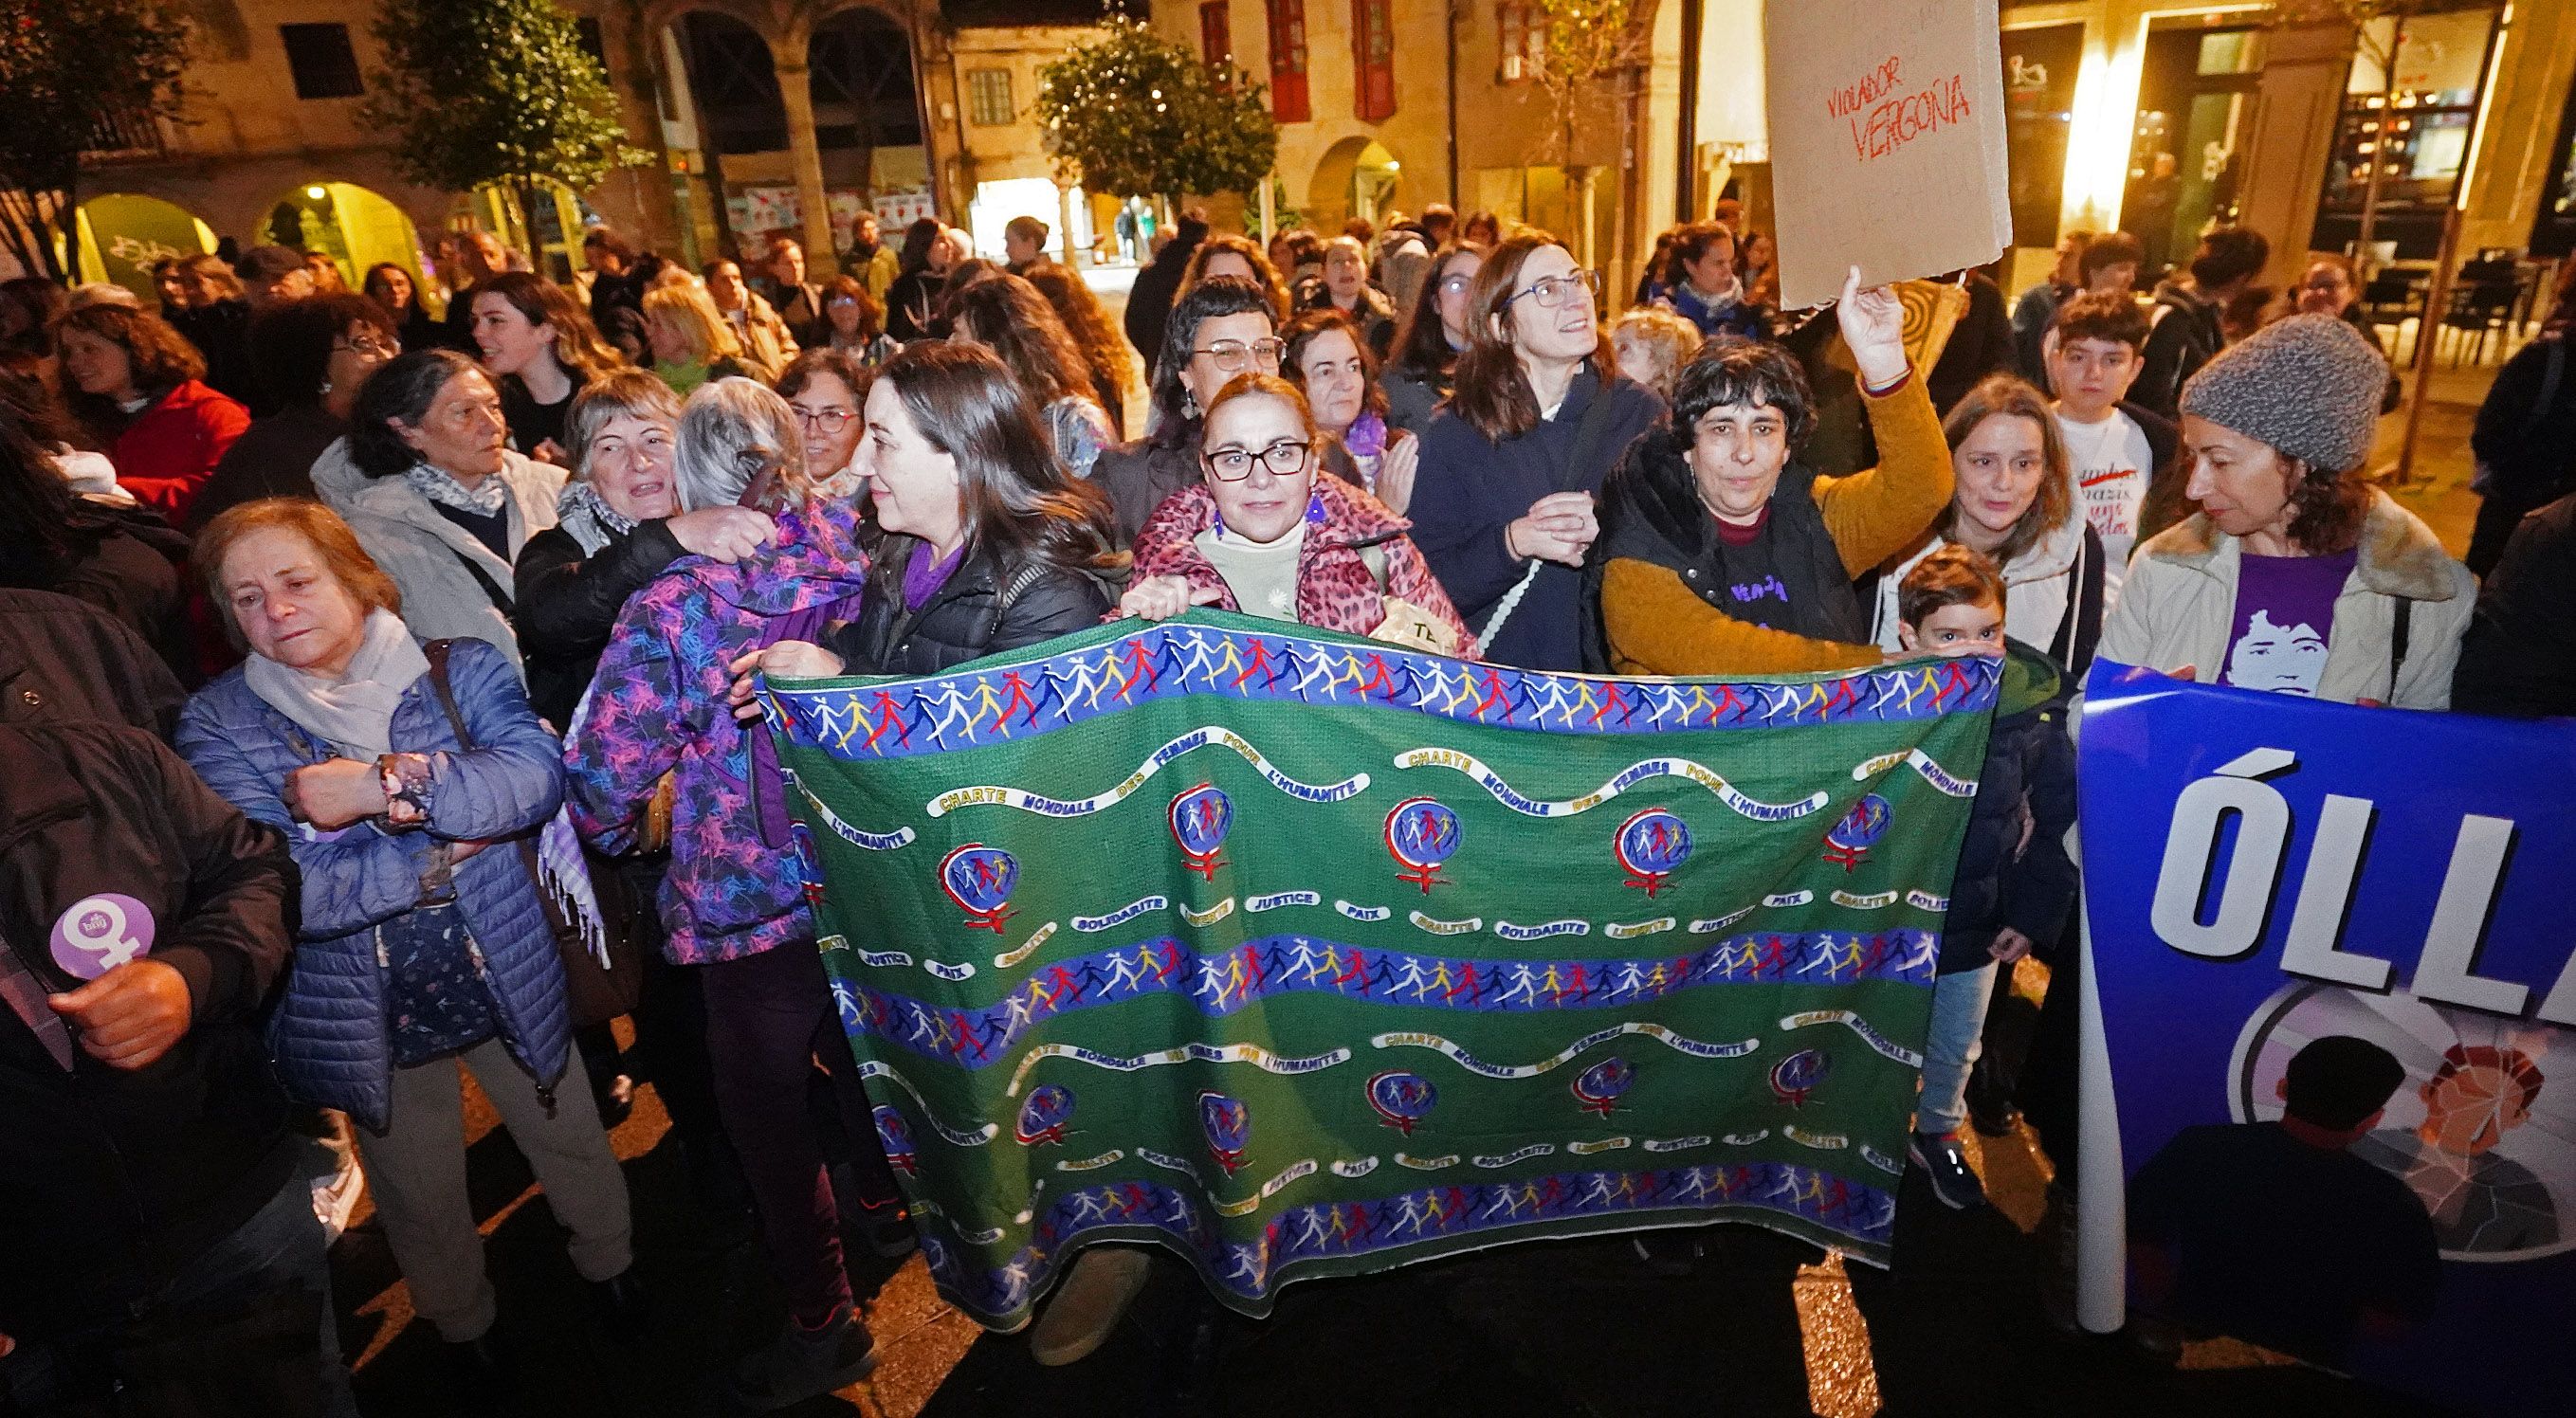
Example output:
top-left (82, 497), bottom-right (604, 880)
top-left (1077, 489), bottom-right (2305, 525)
top-left (1028, 1247), bottom-right (1152, 1367)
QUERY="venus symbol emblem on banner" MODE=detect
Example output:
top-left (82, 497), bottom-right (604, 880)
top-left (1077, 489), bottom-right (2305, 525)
top-left (1199, 1091), bottom-right (1252, 1175)
top-left (1015, 1084), bottom-right (1076, 1147)
top-left (1822, 794), bottom-right (1892, 871)
top-left (1168, 783), bottom-right (1233, 881)
top-left (1572, 1057), bottom-right (1637, 1118)
top-left (1366, 1070), bottom-right (1438, 1136)
top-left (873, 1105), bottom-right (919, 1176)
top-left (50, 894), bottom-right (155, 981)
top-left (1771, 1048), bottom-right (1832, 1107)
top-left (939, 844), bottom-right (1019, 934)
top-left (1615, 807), bottom-right (1693, 897)
top-left (1384, 797), bottom-right (1461, 893)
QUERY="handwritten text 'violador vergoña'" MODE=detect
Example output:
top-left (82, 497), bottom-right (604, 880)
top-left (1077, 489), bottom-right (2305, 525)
top-left (1826, 55), bottom-right (1972, 164)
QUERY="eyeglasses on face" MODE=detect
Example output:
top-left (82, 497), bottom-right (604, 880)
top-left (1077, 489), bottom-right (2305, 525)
top-left (1507, 270), bottom-right (1601, 310)
top-left (1202, 439), bottom-right (1312, 481)
top-left (792, 406), bottom-right (858, 431)
top-left (1193, 338), bottom-right (1286, 373)
top-left (334, 336), bottom-right (400, 359)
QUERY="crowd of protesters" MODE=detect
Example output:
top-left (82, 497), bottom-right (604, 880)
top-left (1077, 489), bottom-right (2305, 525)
top-left (4, 188), bottom-right (2572, 1417)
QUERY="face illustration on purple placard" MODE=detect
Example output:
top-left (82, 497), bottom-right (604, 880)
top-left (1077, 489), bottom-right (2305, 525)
top-left (51, 894), bottom-right (155, 980)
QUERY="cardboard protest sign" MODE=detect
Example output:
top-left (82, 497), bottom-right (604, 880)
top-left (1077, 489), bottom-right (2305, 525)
top-left (1763, 0), bottom-right (2011, 310)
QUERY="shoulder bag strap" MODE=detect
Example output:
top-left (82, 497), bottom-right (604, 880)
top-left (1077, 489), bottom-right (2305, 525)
top-left (2388, 596), bottom-right (2414, 689)
top-left (421, 640), bottom-right (575, 936)
top-left (446, 544), bottom-right (514, 615)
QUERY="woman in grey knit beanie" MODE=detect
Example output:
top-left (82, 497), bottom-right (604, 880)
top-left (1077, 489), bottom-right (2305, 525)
top-left (2099, 312), bottom-right (2473, 709)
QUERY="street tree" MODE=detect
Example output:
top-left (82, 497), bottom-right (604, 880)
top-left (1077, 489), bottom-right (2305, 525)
top-left (1525, 0), bottom-right (1654, 268)
top-left (0, 0), bottom-right (192, 282)
top-left (365, 0), bottom-right (644, 255)
top-left (1034, 16), bottom-right (1277, 213)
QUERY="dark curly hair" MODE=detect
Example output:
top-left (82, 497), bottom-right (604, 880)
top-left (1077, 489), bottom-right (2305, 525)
top-left (1149, 277), bottom-right (1277, 448)
top-left (249, 293), bottom-right (397, 411)
top-left (2279, 453), bottom-right (2374, 556)
top-left (951, 274), bottom-right (1093, 409)
top-left (56, 303), bottom-right (209, 437)
top-left (1671, 335), bottom-right (1817, 449)
top-left (1179, 235), bottom-right (1291, 322)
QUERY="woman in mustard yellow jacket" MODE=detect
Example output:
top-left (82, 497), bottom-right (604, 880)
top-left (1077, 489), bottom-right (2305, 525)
top-left (1589, 265), bottom-right (1953, 675)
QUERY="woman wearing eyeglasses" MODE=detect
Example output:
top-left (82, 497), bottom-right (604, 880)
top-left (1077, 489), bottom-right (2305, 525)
top-left (775, 349), bottom-right (872, 500)
top-left (1117, 372), bottom-right (1473, 656)
top-left (1095, 276), bottom-right (1283, 542)
top-left (1406, 235), bottom-right (1663, 671)
top-left (1380, 243), bottom-right (1486, 437)
top-left (192, 294), bottom-right (401, 532)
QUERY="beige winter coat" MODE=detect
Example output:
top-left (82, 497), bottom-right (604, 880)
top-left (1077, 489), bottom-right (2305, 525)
top-left (2096, 488), bottom-right (2471, 709)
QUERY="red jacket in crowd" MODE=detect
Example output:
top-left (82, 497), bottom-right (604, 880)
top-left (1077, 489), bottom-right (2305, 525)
top-left (112, 378), bottom-right (249, 527)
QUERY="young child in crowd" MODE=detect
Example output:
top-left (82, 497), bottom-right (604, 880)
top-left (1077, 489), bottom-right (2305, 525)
top-left (1895, 546), bottom-right (2080, 1209)
top-left (2046, 292), bottom-right (2177, 603)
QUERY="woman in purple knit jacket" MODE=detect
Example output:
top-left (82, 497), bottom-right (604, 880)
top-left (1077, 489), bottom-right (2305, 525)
top-left (561, 379), bottom-right (901, 1412)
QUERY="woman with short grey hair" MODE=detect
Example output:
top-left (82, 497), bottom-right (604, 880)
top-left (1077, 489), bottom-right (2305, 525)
top-left (675, 376), bottom-right (808, 513)
top-left (515, 371), bottom-right (775, 728)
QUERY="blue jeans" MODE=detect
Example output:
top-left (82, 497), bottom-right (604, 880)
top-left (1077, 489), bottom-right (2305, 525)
top-left (1916, 962), bottom-right (1999, 1137)
top-left (155, 1153), bottom-right (361, 1418)
top-left (4, 1154), bottom-right (359, 1418)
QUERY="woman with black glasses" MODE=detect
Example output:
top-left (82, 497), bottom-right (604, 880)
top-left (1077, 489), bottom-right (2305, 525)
top-left (1119, 372), bottom-right (1473, 657)
top-left (1093, 276), bottom-right (1283, 542)
top-left (1406, 235), bottom-right (1662, 670)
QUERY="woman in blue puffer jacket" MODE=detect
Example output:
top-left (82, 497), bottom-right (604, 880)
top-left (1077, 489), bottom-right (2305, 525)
top-left (176, 498), bottom-right (638, 1386)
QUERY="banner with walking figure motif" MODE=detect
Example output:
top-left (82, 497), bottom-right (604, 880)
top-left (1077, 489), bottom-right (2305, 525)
top-left (767, 613), bottom-right (1998, 1329)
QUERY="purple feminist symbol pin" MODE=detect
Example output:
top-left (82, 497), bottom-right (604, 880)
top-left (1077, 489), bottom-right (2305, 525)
top-left (50, 893), bottom-right (155, 981)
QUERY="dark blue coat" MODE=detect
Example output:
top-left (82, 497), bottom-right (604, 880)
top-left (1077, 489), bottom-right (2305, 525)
top-left (176, 636), bottom-right (572, 1133)
top-left (1408, 365), bottom-right (1661, 670)
top-left (1939, 642), bottom-right (2079, 974)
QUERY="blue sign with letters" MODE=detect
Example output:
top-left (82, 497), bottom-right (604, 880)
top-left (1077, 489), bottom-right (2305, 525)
top-left (2079, 663), bottom-right (2576, 1414)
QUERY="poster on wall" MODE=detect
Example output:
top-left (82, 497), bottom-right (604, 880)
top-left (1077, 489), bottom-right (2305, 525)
top-left (1762, 0), bottom-right (2011, 309)
top-left (2077, 664), bottom-right (2576, 1416)
top-left (724, 185), bottom-right (802, 243)
top-left (871, 188), bottom-right (940, 231)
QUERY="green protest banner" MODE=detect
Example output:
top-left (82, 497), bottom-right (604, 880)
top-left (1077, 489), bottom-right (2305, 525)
top-left (768, 612), bottom-right (1995, 1329)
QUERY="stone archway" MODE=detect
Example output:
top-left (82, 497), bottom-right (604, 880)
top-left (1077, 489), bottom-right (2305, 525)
top-left (75, 193), bottom-right (215, 299)
top-left (259, 181), bottom-right (429, 294)
top-left (1307, 136), bottom-right (1406, 235)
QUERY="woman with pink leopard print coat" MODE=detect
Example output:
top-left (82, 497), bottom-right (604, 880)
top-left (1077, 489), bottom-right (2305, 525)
top-left (1118, 373), bottom-right (1477, 660)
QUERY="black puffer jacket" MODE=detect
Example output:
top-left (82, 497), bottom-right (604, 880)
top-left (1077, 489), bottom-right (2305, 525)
top-left (513, 519), bottom-right (690, 731)
top-left (1938, 642), bottom-right (2078, 973)
top-left (826, 535), bottom-right (1111, 677)
top-left (0, 721), bottom-right (298, 1338)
